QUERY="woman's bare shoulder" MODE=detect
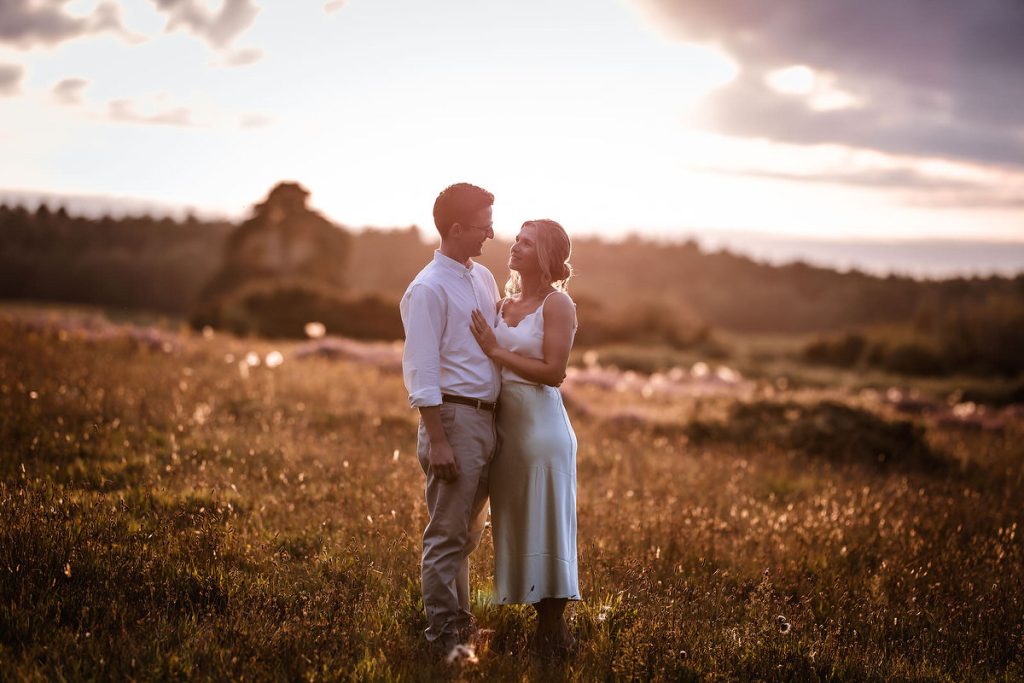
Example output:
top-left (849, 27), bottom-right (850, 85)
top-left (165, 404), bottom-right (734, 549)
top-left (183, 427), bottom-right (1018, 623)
top-left (543, 291), bottom-right (575, 317)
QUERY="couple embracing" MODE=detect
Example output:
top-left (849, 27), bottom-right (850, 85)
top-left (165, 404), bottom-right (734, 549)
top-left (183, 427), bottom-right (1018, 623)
top-left (399, 182), bottom-right (579, 659)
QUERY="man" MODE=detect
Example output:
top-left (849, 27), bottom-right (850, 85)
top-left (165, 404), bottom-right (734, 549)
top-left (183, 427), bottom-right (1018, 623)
top-left (400, 182), bottom-right (500, 654)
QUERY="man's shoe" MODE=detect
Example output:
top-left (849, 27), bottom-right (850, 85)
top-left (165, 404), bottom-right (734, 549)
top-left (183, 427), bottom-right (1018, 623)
top-left (430, 632), bottom-right (462, 660)
top-left (456, 620), bottom-right (479, 645)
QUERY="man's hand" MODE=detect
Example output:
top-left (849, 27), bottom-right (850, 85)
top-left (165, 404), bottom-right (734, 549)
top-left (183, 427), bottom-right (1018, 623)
top-left (428, 438), bottom-right (460, 481)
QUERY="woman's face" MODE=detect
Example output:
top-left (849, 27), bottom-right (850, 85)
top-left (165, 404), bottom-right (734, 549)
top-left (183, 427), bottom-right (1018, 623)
top-left (508, 223), bottom-right (540, 273)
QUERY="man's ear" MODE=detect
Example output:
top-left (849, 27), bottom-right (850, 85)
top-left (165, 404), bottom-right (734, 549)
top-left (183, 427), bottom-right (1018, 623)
top-left (449, 223), bottom-right (463, 238)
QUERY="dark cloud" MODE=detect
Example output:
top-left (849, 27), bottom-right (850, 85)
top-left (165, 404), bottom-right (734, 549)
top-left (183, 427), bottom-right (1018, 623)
top-left (699, 164), bottom-right (1024, 210)
top-left (0, 64), bottom-right (23, 96)
top-left (153, 0), bottom-right (260, 50)
top-left (108, 99), bottom-right (194, 127)
top-left (0, 0), bottom-right (257, 52)
top-left (636, 0), bottom-right (1024, 168)
top-left (52, 77), bottom-right (88, 105)
top-left (0, 0), bottom-right (131, 48)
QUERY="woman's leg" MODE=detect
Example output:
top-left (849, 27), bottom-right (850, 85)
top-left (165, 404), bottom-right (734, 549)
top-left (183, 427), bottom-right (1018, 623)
top-left (533, 598), bottom-right (575, 654)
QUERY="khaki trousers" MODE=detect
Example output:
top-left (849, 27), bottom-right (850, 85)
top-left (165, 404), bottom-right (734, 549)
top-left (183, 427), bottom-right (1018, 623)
top-left (417, 402), bottom-right (496, 643)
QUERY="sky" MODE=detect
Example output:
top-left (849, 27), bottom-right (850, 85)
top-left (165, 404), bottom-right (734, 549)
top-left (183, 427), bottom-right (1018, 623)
top-left (2, 0), bottom-right (1023, 268)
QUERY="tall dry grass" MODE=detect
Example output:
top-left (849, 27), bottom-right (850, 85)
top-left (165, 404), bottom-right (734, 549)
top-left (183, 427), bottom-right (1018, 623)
top-left (1, 306), bottom-right (1022, 681)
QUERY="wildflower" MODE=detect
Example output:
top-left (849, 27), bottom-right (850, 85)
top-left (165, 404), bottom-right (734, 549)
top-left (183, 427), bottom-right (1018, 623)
top-left (779, 622), bottom-right (791, 634)
top-left (192, 404), bottom-right (211, 425)
top-left (597, 605), bottom-right (613, 622)
top-left (952, 401), bottom-right (978, 418)
top-left (446, 643), bottom-right (478, 665)
top-left (715, 365), bottom-right (740, 383)
top-left (202, 326), bottom-right (215, 339)
top-left (245, 352), bottom-right (260, 367)
top-left (304, 322), bottom-right (326, 339)
top-left (64, 562), bottom-right (71, 578)
top-left (265, 351), bottom-right (284, 368)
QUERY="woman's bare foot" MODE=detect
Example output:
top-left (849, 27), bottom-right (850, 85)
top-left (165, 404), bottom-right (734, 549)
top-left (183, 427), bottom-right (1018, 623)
top-left (531, 598), bottom-right (577, 660)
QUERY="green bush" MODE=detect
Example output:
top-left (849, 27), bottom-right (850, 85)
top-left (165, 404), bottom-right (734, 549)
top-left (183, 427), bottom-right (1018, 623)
top-left (871, 340), bottom-right (945, 376)
top-left (574, 296), bottom-right (715, 351)
top-left (802, 332), bottom-right (867, 367)
top-left (686, 400), bottom-right (947, 472)
top-left (191, 279), bottom-right (402, 340)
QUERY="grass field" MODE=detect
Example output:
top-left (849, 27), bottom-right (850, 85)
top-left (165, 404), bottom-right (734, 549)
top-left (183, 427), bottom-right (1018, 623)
top-left (1, 304), bottom-right (1022, 681)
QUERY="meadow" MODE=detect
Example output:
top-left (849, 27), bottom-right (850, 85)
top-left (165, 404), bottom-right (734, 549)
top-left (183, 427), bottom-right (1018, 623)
top-left (1, 303), bottom-right (1022, 681)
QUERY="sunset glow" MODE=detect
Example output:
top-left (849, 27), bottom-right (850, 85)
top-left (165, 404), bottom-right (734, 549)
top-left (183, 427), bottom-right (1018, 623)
top-left (1, 0), bottom-right (1022, 257)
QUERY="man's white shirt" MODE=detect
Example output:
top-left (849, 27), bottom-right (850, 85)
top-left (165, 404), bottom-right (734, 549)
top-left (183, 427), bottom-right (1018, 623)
top-left (400, 250), bottom-right (501, 408)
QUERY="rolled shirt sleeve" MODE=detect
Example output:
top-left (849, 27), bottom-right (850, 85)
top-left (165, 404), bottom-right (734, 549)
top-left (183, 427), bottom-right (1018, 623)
top-left (400, 282), bottom-right (446, 408)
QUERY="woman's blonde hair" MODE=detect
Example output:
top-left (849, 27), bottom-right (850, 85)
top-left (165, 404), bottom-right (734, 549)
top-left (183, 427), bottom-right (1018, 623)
top-left (505, 219), bottom-right (573, 297)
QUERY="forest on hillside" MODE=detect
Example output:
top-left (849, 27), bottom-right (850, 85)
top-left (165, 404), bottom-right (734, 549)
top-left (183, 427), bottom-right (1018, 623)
top-left (2, 184), bottom-right (1023, 376)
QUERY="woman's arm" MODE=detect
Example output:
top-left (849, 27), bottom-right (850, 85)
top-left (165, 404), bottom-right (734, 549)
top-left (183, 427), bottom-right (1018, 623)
top-left (470, 292), bottom-right (575, 387)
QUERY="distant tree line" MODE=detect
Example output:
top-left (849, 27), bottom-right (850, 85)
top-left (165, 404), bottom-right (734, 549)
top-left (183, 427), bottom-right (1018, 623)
top-left (0, 203), bottom-right (231, 314)
top-left (803, 292), bottom-right (1024, 377)
top-left (2, 184), bottom-right (1022, 376)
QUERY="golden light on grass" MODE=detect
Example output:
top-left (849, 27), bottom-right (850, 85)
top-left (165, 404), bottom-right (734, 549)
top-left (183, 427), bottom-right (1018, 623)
top-left (1, 307), bottom-right (1022, 679)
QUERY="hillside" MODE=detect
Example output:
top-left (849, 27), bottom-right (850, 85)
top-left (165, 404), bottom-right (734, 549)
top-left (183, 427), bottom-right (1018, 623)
top-left (2, 197), bottom-right (1022, 341)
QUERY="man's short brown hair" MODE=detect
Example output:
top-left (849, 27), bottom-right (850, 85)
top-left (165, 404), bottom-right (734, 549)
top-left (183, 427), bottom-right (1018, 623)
top-left (432, 183), bottom-right (494, 238)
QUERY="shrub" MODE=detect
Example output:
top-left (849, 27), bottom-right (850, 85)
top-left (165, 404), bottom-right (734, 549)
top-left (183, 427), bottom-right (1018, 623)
top-left (802, 332), bottom-right (867, 368)
top-left (191, 279), bottom-right (402, 340)
top-left (686, 400), bottom-right (947, 472)
top-left (872, 340), bottom-right (946, 376)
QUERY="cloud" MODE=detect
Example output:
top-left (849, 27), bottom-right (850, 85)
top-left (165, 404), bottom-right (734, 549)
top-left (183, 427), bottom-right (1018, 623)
top-left (0, 0), bottom-right (135, 48)
top-left (152, 0), bottom-right (260, 51)
top-left (0, 64), bottom-right (23, 96)
top-left (108, 98), bottom-right (194, 127)
top-left (239, 113), bottom-right (273, 128)
top-left (635, 0), bottom-right (1024, 168)
top-left (222, 46), bottom-right (263, 67)
top-left (52, 77), bottom-right (88, 105)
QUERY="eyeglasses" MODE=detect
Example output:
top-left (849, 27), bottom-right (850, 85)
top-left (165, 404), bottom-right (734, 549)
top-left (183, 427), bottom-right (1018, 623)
top-left (463, 222), bottom-right (494, 234)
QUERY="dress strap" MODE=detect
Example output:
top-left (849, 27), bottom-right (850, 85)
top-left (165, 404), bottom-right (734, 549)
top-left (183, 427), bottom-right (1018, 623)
top-left (538, 290), bottom-right (560, 315)
top-left (539, 290), bottom-right (577, 330)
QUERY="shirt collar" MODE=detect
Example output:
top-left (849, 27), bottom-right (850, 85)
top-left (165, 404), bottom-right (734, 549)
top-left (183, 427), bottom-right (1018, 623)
top-left (433, 250), bottom-right (474, 276)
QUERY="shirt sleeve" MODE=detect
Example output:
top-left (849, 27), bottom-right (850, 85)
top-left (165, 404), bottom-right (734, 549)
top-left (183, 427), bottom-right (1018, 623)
top-left (399, 282), bottom-right (446, 408)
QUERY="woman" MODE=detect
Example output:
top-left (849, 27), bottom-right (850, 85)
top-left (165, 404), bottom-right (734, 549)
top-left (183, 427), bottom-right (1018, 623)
top-left (469, 218), bottom-right (579, 657)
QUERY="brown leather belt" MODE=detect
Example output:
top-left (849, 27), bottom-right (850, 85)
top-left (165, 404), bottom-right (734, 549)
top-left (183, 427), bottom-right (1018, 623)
top-left (442, 393), bottom-right (497, 412)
